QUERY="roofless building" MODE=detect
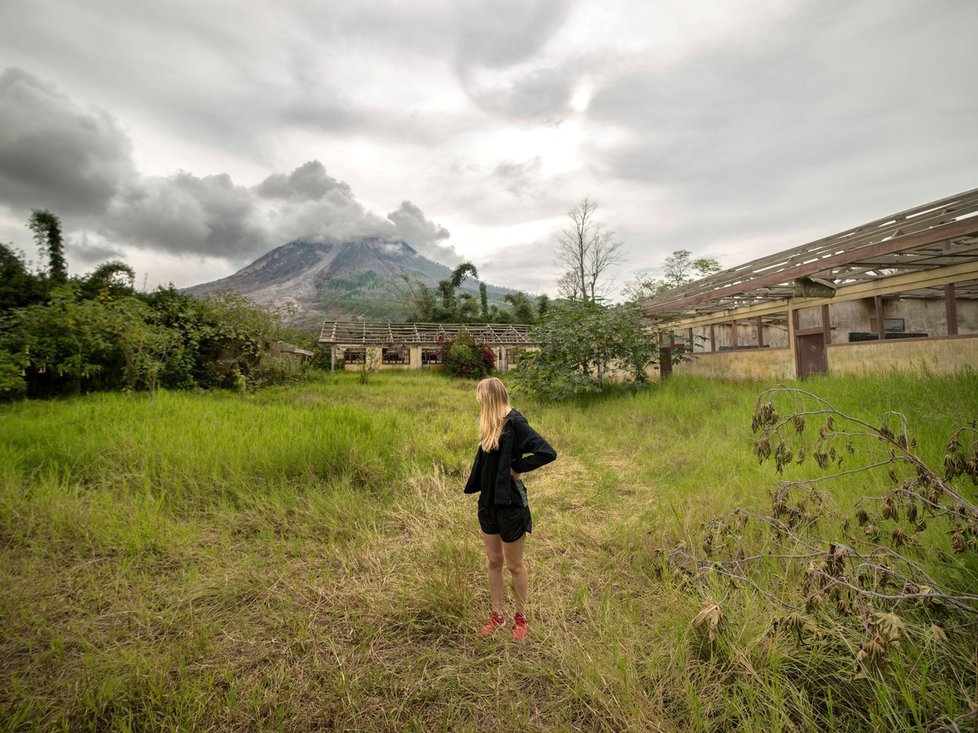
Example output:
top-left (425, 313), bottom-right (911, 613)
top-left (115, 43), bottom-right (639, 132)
top-left (318, 321), bottom-right (536, 372)
top-left (640, 188), bottom-right (978, 380)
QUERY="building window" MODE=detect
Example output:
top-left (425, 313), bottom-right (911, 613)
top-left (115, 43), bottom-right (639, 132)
top-left (343, 348), bottom-right (366, 364)
top-left (421, 348), bottom-right (442, 365)
top-left (382, 347), bottom-right (410, 364)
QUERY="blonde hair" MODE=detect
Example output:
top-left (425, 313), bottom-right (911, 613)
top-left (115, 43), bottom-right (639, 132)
top-left (476, 377), bottom-right (512, 451)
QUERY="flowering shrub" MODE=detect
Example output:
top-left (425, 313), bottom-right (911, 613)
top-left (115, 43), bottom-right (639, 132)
top-left (438, 331), bottom-right (495, 379)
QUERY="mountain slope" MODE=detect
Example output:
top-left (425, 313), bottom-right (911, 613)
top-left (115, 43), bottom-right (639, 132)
top-left (184, 237), bottom-right (513, 326)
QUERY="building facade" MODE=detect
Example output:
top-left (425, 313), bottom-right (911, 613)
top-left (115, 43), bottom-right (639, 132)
top-left (317, 321), bottom-right (536, 372)
top-left (641, 188), bottom-right (978, 380)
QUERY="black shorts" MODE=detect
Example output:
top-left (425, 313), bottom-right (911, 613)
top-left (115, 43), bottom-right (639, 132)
top-left (478, 503), bottom-right (532, 543)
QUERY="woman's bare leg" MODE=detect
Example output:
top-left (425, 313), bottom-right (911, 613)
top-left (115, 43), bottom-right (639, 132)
top-left (481, 533), bottom-right (505, 614)
top-left (502, 534), bottom-right (527, 615)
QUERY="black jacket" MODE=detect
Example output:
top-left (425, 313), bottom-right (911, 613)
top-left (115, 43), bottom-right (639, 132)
top-left (464, 409), bottom-right (557, 505)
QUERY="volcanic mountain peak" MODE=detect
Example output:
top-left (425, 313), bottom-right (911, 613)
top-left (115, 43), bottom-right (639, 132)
top-left (184, 236), bottom-right (510, 326)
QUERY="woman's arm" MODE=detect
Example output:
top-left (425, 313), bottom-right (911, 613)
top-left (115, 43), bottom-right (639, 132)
top-left (511, 416), bottom-right (557, 474)
top-left (464, 446), bottom-right (484, 493)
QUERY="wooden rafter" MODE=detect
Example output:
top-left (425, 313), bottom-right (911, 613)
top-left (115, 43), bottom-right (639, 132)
top-left (641, 188), bottom-right (978, 318)
top-left (318, 322), bottom-right (537, 346)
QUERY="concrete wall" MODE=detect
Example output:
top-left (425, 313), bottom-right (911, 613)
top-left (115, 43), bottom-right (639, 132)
top-left (336, 344), bottom-right (529, 372)
top-left (685, 293), bottom-right (978, 353)
top-left (827, 335), bottom-right (978, 375)
top-left (826, 295), bottom-right (978, 342)
top-left (669, 335), bottom-right (978, 381)
top-left (671, 347), bottom-right (795, 381)
top-left (690, 320), bottom-right (791, 351)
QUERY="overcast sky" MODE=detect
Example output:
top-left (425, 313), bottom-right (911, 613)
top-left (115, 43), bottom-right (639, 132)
top-left (1, 0), bottom-right (976, 297)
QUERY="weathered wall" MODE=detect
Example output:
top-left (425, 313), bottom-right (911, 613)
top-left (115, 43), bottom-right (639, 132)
top-left (825, 296), bottom-right (978, 342)
top-left (670, 347), bottom-right (794, 381)
top-left (827, 336), bottom-right (978, 375)
top-left (337, 345), bottom-right (528, 371)
top-left (668, 334), bottom-right (978, 380)
top-left (690, 321), bottom-right (791, 351)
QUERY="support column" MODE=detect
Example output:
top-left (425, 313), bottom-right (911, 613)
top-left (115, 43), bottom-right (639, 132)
top-left (821, 304), bottom-right (831, 345)
top-left (659, 331), bottom-right (672, 379)
top-left (874, 296), bottom-right (885, 341)
top-left (730, 320), bottom-right (739, 349)
top-left (756, 316), bottom-right (764, 348)
top-left (709, 324), bottom-right (716, 352)
top-left (945, 283), bottom-right (959, 336)
top-left (789, 307), bottom-right (800, 379)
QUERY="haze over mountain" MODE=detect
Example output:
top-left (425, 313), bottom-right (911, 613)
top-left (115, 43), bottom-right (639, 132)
top-left (184, 236), bottom-right (515, 327)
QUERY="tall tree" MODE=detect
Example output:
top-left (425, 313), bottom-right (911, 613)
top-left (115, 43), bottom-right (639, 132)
top-left (0, 244), bottom-right (45, 312)
top-left (28, 209), bottom-right (68, 283)
top-left (535, 293), bottom-right (550, 320)
top-left (624, 249), bottom-right (721, 301)
top-left (80, 261), bottom-right (136, 298)
top-left (662, 249), bottom-right (721, 288)
top-left (479, 282), bottom-right (489, 320)
top-left (554, 197), bottom-right (624, 303)
top-left (503, 291), bottom-right (535, 323)
top-left (439, 262), bottom-right (479, 311)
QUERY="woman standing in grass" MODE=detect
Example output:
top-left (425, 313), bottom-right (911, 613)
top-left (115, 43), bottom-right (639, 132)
top-left (465, 377), bottom-right (556, 639)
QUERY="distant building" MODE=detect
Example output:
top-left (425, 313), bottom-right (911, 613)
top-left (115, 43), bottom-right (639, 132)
top-left (317, 322), bottom-right (537, 372)
top-left (640, 188), bottom-right (978, 379)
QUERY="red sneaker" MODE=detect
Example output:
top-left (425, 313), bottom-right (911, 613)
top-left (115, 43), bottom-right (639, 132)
top-left (512, 612), bottom-right (528, 640)
top-left (480, 611), bottom-right (506, 636)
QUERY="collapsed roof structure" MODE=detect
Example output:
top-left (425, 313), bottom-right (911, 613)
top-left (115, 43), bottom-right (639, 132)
top-left (639, 188), bottom-right (978, 379)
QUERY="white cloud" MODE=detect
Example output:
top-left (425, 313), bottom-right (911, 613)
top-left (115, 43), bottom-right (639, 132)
top-left (0, 0), bottom-right (976, 295)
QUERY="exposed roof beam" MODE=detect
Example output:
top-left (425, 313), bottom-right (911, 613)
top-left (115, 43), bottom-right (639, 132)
top-left (643, 218), bottom-right (978, 316)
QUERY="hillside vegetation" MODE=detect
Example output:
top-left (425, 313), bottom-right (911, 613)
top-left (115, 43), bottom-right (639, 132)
top-left (1, 372), bottom-right (976, 731)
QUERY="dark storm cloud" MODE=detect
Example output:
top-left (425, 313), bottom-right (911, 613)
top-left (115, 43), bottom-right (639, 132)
top-left (106, 162), bottom-right (458, 262)
top-left (105, 172), bottom-right (266, 259)
top-left (385, 200), bottom-right (459, 263)
top-left (0, 68), bottom-right (136, 215)
top-left (0, 69), bottom-right (456, 264)
top-left (256, 160), bottom-right (353, 201)
top-left (0, 0), bottom-right (583, 168)
top-left (255, 163), bottom-right (458, 262)
top-left (69, 234), bottom-right (125, 265)
top-left (0, 2), bottom-right (292, 159)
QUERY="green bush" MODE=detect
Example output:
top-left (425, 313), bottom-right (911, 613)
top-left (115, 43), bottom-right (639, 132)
top-left (512, 300), bottom-right (662, 400)
top-left (439, 331), bottom-right (495, 379)
top-left (0, 349), bottom-right (26, 399)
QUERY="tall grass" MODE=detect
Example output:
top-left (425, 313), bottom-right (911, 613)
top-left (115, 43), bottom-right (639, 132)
top-left (1, 370), bottom-right (976, 731)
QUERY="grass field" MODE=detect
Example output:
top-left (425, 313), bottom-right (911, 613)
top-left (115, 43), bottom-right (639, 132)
top-left (1, 371), bottom-right (976, 731)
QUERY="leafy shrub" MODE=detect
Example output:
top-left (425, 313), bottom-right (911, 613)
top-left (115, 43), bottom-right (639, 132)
top-left (512, 300), bottom-right (662, 400)
top-left (0, 350), bottom-right (26, 399)
top-left (439, 331), bottom-right (495, 379)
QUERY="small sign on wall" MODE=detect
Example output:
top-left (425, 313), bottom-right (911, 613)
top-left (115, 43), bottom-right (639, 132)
top-left (870, 317), bottom-right (906, 333)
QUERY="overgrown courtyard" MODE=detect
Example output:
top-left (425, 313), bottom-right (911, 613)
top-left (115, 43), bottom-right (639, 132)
top-left (2, 371), bottom-right (976, 731)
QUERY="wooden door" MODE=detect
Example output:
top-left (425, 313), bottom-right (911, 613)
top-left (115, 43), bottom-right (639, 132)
top-left (796, 333), bottom-right (827, 378)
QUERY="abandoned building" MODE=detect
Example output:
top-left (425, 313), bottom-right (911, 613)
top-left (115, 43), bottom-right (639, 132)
top-left (317, 321), bottom-right (537, 372)
top-left (640, 187), bottom-right (978, 380)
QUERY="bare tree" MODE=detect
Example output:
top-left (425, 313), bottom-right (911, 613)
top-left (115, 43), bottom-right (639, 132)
top-left (554, 197), bottom-right (624, 303)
